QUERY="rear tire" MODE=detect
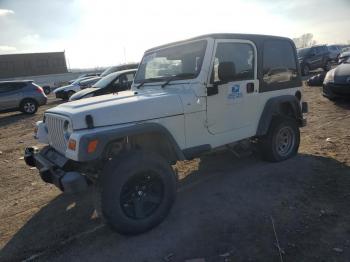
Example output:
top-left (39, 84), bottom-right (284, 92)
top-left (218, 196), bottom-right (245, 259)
top-left (324, 60), bottom-right (331, 71)
top-left (259, 117), bottom-right (300, 162)
top-left (20, 99), bottom-right (38, 114)
top-left (101, 151), bottom-right (177, 235)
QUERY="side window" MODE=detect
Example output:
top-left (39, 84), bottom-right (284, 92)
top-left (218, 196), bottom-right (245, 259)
top-left (125, 73), bottom-right (135, 88)
top-left (211, 42), bottom-right (254, 83)
top-left (12, 82), bottom-right (26, 89)
top-left (310, 47), bottom-right (316, 56)
top-left (0, 83), bottom-right (12, 93)
top-left (125, 73), bottom-right (135, 82)
top-left (262, 40), bottom-right (298, 89)
top-left (117, 74), bottom-right (131, 91)
top-left (315, 46), bottom-right (324, 54)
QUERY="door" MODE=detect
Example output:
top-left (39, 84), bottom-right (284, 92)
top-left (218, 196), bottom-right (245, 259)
top-left (206, 40), bottom-right (258, 135)
top-left (0, 83), bottom-right (23, 111)
top-left (308, 47), bottom-right (319, 69)
top-left (315, 47), bottom-right (324, 68)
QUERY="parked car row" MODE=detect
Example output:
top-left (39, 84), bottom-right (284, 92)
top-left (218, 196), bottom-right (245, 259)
top-left (0, 63), bottom-right (140, 115)
top-left (55, 63), bottom-right (139, 100)
top-left (297, 45), bottom-right (332, 76)
top-left (53, 76), bottom-right (97, 100)
top-left (305, 54), bottom-right (350, 100)
top-left (70, 69), bottom-right (137, 101)
top-left (297, 44), bottom-right (350, 76)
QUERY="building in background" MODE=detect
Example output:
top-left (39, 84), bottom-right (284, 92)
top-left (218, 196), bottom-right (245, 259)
top-left (0, 51), bottom-right (68, 79)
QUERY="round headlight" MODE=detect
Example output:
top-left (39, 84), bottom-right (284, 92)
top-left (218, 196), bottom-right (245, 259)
top-left (63, 120), bottom-right (73, 139)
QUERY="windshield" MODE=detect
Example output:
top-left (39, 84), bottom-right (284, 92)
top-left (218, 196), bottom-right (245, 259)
top-left (134, 40), bottom-right (207, 83)
top-left (72, 78), bottom-right (84, 85)
top-left (297, 48), bottom-right (310, 58)
top-left (100, 66), bottom-right (118, 77)
top-left (92, 73), bottom-right (117, 89)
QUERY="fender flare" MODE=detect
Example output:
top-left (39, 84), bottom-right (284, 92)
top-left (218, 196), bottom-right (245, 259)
top-left (77, 122), bottom-right (185, 162)
top-left (256, 95), bottom-right (302, 136)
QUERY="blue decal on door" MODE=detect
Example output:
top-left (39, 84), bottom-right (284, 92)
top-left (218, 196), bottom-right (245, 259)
top-left (228, 84), bottom-right (243, 99)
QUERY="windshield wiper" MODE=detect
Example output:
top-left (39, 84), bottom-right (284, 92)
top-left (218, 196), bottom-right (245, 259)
top-left (161, 73), bottom-right (196, 88)
top-left (136, 77), bottom-right (164, 89)
top-left (136, 80), bottom-right (146, 89)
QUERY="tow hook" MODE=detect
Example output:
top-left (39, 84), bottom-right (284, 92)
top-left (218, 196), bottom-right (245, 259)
top-left (24, 147), bottom-right (38, 167)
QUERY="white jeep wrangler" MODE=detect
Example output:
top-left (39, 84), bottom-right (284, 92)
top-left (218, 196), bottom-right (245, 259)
top-left (25, 34), bottom-right (308, 234)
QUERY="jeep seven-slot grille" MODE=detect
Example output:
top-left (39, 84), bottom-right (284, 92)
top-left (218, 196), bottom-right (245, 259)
top-left (45, 114), bottom-right (69, 154)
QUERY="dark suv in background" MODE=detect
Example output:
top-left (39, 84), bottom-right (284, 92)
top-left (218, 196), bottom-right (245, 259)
top-left (297, 45), bottom-right (331, 76)
top-left (0, 80), bottom-right (47, 114)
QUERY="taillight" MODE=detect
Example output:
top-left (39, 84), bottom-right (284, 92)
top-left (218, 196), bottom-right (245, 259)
top-left (35, 86), bottom-right (44, 94)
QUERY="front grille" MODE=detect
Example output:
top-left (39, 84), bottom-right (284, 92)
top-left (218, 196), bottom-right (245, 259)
top-left (45, 113), bottom-right (69, 154)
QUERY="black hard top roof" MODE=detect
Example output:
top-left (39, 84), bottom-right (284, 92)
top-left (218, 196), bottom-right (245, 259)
top-left (146, 33), bottom-right (293, 52)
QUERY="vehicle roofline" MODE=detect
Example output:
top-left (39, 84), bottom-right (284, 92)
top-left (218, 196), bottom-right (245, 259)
top-left (0, 80), bottom-right (34, 83)
top-left (104, 69), bottom-right (138, 77)
top-left (145, 33), bottom-right (294, 53)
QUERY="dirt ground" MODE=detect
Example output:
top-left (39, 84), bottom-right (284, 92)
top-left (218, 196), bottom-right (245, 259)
top-left (0, 84), bottom-right (349, 262)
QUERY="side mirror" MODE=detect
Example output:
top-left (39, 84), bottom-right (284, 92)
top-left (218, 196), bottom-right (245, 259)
top-left (309, 50), bottom-right (316, 57)
top-left (217, 61), bottom-right (236, 84)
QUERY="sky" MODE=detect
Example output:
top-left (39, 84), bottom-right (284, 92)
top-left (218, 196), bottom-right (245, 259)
top-left (0, 0), bottom-right (349, 69)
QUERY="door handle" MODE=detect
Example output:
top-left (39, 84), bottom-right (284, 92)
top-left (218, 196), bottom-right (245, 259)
top-left (246, 83), bottom-right (254, 93)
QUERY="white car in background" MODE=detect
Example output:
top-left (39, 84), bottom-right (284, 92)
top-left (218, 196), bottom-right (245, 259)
top-left (53, 76), bottom-right (95, 100)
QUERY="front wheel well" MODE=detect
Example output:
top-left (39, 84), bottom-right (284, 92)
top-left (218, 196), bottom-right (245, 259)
top-left (103, 132), bottom-right (180, 165)
top-left (278, 102), bottom-right (296, 118)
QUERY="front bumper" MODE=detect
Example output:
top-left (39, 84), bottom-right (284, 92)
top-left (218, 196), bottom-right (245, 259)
top-left (24, 146), bottom-right (88, 193)
top-left (37, 95), bottom-right (48, 106)
top-left (323, 83), bottom-right (350, 98)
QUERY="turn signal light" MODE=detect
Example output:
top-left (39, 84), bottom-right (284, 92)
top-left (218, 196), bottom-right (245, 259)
top-left (87, 139), bottom-right (98, 153)
top-left (68, 139), bottom-right (77, 151)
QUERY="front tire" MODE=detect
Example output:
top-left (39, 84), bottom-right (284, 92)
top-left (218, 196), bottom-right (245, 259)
top-left (259, 117), bottom-right (300, 162)
top-left (324, 60), bottom-right (331, 71)
top-left (302, 64), bottom-right (310, 76)
top-left (101, 151), bottom-right (177, 235)
top-left (20, 99), bottom-right (38, 114)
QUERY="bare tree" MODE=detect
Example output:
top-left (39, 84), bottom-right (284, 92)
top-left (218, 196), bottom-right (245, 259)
top-left (293, 33), bottom-right (317, 48)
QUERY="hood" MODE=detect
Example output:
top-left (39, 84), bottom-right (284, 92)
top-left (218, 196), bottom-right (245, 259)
top-left (47, 90), bottom-right (184, 129)
top-left (334, 63), bottom-right (350, 84)
top-left (54, 84), bottom-right (75, 93)
top-left (69, 88), bottom-right (97, 101)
